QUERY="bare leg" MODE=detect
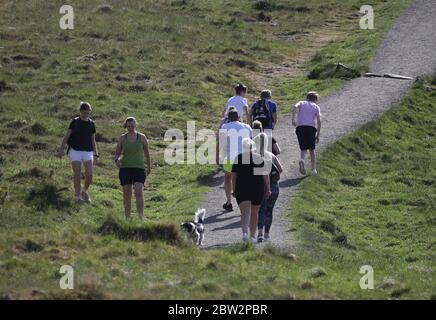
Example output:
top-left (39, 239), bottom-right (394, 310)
top-left (250, 204), bottom-right (261, 238)
top-left (134, 182), bottom-right (144, 220)
top-left (224, 172), bottom-right (232, 204)
top-left (309, 149), bottom-right (316, 171)
top-left (122, 184), bottom-right (133, 219)
top-left (71, 161), bottom-right (82, 198)
top-left (300, 150), bottom-right (308, 161)
top-left (83, 160), bottom-right (93, 191)
top-left (238, 201), bottom-right (251, 236)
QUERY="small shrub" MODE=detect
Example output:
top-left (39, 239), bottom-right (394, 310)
top-left (340, 177), bottom-right (364, 187)
top-left (28, 122), bottom-right (48, 135)
top-left (26, 183), bottom-right (71, 211)
top-left (97, 216), bottom-right (182, 245)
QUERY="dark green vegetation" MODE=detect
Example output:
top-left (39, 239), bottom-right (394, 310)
top-left (2, 0), bottom-right (428, 299)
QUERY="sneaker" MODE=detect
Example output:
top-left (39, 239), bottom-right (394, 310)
top-left (75, 195), bottom-right (83, 203)
top-left (257, 234), bottom-right (264, 243)
top-left (264, 233), bottom-right (270, 241)
top-left (222, 202), bottom-right (233, 212)
top-left (242, 233), bottom-right (249, 242)
top-left (81, 190), bottom-right (91, 203)
top-left (299, 160), bottom-right (306, 175)
top-left (311, 169), bottom-right (318, 176)
top-left (250, 236), bottom-right (257, 244)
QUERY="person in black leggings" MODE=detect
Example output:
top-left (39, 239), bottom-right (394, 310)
top-left (232, 138), bottom-right (271, 243)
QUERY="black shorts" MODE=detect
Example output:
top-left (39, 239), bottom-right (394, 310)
top-left (235, 183), bottom-right (264, 206)
top-left (296, 126), bottom-right (317, 150)
top-left (119, 168), bottom-right (146, 186)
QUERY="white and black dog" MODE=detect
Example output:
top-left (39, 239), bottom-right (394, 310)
top-left (180, 208), bottom-right (205, 246)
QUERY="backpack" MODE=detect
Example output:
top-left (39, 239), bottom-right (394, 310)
top-left (252, 99), bottom-right (272, 129)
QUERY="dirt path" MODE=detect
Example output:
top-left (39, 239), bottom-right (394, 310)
top-left (201, 0), bottom-right (436, 249)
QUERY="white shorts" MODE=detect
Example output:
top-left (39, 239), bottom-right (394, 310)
top-left (69, 148), bottom-right (94, 163)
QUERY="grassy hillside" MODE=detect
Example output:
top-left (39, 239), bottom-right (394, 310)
top-left (1, 76), bottom-right (433, 299)
top-left (0, 0), bottom-right (421, 299)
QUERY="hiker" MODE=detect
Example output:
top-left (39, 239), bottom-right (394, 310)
top-left (292, 91), bottom-right (321, 176)
top-left (57, 102), bottom-right (99, 203)
top-left (114, 117), bottom-right (152, 221)
top-left (253, 133), bottom-right (283, 242)
top-left (252, 120), bottom-right (281, 156)
top-left (232, 138), bottom-right (271, 242)
top-left (217, 109), bottom-right (252, 212)
top-left (249, 89), bottom-right (277, 132)
top-left (222, 84), bottom-right (249, 123)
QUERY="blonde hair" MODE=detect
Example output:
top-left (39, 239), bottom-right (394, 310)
top-left (253, 133), bottom-right (268, 156)
top-left (307, 91), bottom-right (319, 102)
top-left (252, 120), bottom-right (263, 131)
top-left (242, 138), bottom-right (256, 153)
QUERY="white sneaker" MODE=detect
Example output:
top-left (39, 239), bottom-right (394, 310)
top-left (299, 160), bottom-right (306, 175)
top-left (311, 169), bottom-right (318, 176)
top-left (242, 233), bottom-right (249, 242)
top-left (250, 236), bottom-right (257, 244)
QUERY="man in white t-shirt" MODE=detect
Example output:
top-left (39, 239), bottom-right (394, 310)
top-left (222, 84), bottom-right (249, 123)
top-left (217, 109), bottom-right (252, 212)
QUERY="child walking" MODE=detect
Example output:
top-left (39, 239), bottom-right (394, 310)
top-left (292, 92), bottom-right (321, 176)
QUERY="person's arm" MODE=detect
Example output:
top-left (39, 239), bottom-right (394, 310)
top-left (272, 141), bottom-right (281, 155)
top-left (244, 105), bottom-right (249, 123)
top-left (114, 136), bottom-right (123, 168)
top-left (272, 112), bottom-right (277, 127)
top-left (263, 174), bottom-right (271, 199)
top-left (316, 114), bottom-right (321, 144)
top-left (142, 134), bottom-right (152, 175)
top-left (231, 172), bottom-right (237, 194)
top-left (248, 107), bottom-right (253, 127)
top-left (292, 105), bottom-right (298, 126)
top-left (91, 133), bottom-right (99, 163)
top-left (57, 129), bottom-right (72, 157)
top-left (273, 155), bottom-right (283, 174)
top-left (217, 129), bottom-right (227, 165)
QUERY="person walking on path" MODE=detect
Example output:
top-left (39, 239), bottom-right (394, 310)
top-left (252, 120), bottom-right (281, 156)
top-left (222, 84), bottom-right (249, 123)
top-left (292, 91), bottom-right (321, 176)
top-left (217, 109), bottom-right (252, 212)
top-left (253, 133), bottom-right (283, 243)
top-left (114, 117), bottom-right (152, 221)
top-left (249, 90), bottom-right (277, 131)
top-left (57, 102), bottom-right (99, 203)
top-left (232, 138), bottom-right (271, 243)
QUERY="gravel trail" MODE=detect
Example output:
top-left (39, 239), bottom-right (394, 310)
top-left (201, 0), bottom-right (436, 249)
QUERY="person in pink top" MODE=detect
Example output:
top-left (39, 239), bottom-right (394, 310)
top-left (292, 91), bottom-right (322, 176)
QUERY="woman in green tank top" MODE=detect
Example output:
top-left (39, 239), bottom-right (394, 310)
top-left (114, 117), bottom-right (152, 221)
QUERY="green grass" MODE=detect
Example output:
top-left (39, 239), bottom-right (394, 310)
top-left (1, 78), bottom-right (433, 299)
top-left (1, 0), bottom-right (428, 299)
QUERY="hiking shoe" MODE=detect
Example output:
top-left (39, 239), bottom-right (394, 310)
top-left (264, 233), bottom-right (270, 241)
top-left (299, 160), bottom-right (306, 175)
top-left (222, 202), bottom-right (233, 212)
top-left (311, 169), bottom-right (318, 176)
top-left (257, 234), bottom-right (264, 243)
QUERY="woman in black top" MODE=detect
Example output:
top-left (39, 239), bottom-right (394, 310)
top-left (57, 102), bottom-right (99, 202)
top-left (232, 138), bottom-right (271, 242)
